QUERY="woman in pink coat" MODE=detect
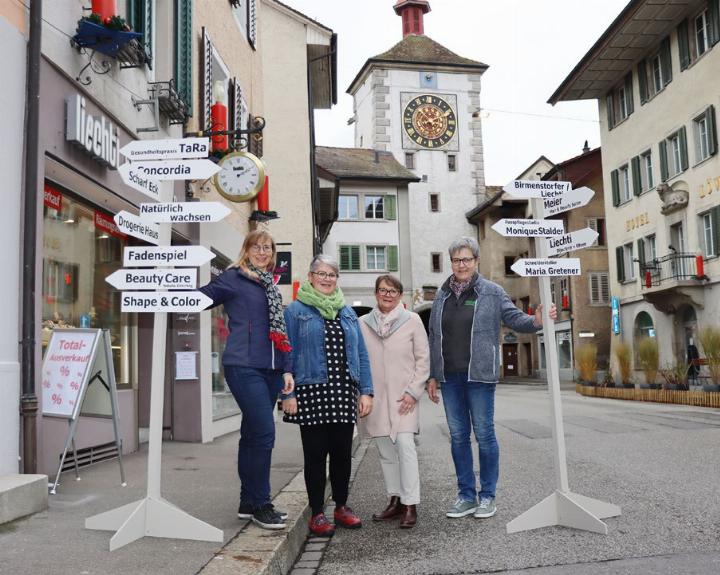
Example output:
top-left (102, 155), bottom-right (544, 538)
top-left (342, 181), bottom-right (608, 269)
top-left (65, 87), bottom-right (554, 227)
top-left (358, 275), bottom-right (430, 528)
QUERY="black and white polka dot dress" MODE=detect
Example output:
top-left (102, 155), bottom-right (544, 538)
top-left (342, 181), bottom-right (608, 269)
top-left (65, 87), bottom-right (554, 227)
top-left (284, 318), bottom-right (358, 426)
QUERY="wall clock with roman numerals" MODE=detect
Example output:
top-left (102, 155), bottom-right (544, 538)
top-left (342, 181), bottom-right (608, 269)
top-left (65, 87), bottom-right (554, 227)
top-left (401, 93), bottom-right (458, 150)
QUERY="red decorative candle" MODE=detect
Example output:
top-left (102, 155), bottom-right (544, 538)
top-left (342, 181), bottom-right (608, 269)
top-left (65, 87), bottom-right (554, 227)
top-left (210, 102), bottom-right (228, 152)
top-left (645, 270), bottom-right (652, 288)
top-left (257, 176), bottom-right (270, 212)
top-left (561, 292), bottom-right (570, 311)
top-left (696, 254), bottom-right (704, 278)
top-left (92, 0), bottom-right (116, 21)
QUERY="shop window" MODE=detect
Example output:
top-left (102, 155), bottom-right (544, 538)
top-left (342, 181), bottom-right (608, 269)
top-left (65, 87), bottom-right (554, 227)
top-left (42, 188), bottom-right (134, 388)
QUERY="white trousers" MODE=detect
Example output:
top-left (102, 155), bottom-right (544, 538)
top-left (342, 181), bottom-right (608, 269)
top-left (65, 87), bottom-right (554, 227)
top-left (375, 433), bottom-right (420, 505)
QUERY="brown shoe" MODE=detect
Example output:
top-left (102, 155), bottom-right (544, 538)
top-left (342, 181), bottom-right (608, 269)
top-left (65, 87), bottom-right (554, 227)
top-left (372, 496), bottom-right (404, 522)
top-left (399, 504), bottom-right (417, 528)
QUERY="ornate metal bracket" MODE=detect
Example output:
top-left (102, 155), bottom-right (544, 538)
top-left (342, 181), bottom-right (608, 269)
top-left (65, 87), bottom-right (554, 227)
top-left (185, 116), bottom-right (265, 153)
top-left (72, 47), bottom-right (111, 86)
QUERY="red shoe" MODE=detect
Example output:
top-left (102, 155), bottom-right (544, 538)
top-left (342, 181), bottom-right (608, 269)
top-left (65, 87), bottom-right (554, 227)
top-left (308, 512), bottom-right (335, 537)
top-left (333, 505), bottom-right (362, 529)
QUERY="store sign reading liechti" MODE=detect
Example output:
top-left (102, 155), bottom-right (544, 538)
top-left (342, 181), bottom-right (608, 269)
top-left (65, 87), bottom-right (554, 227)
top-left (66, 94), bottom-right (121, 169)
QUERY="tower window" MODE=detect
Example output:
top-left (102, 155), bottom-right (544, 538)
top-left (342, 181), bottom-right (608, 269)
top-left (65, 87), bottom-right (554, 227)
top-left (447, 155), bottom-right (457, 172)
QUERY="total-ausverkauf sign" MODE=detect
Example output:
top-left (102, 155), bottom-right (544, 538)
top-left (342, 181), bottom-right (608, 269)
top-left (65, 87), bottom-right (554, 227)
top-left (544, 227), bottom-right (599, 257)
top-left (502, 180), bottom-right (571, 199)
top-left (491, 218), bottom-right (565, 237)
top-left (118, 162), bottom-right (161, 201)
top-left (138, 202), bottom-right (231, 223)
top-left (543, 186), bottom-right (595, 217)
top-left (113, 211), bottom-right (161, 245)
top-left (121, 291), bottom-right (213, 313)
top-left (120, 137), bottom-right (210, 161)
top-left (510, 258), bottom-right (582, 277)
top-left (124, 159), bottom-right (221, 181)
top-left (105, 268), bottom-right (197, 290)
top-left (123, 245), bottom-right (215, 267)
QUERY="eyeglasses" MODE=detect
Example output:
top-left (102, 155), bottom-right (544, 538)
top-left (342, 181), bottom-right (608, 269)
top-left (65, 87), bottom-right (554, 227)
top-left (250, 244), bottom-right (273, 253)
top-left (450, 257), bottom-right (476, 266)
top-left (311, 271), bottom-right (338, 280)
top-left (377, 288), bottom-right (400, 296)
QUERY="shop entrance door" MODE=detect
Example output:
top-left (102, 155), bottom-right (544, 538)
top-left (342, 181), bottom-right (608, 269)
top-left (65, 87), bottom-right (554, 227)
top-left (503, 344), bottom-right (518, 377)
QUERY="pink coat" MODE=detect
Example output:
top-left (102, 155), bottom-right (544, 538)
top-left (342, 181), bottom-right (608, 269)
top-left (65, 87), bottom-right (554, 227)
top-left (358, 311), bottom-right (430, 440)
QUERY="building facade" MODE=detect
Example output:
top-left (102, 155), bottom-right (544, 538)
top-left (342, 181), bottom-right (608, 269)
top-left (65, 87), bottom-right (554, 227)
top-left (347, 0), bottom-right (487, 320)
top-left (551, 0), bottom-right (720, 380)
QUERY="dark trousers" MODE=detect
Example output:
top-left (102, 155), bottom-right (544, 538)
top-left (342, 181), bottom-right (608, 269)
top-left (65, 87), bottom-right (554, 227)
top-left (300, 423), bottom-right (354, 515)
top-left (225, 366), bottom-right (283, 508)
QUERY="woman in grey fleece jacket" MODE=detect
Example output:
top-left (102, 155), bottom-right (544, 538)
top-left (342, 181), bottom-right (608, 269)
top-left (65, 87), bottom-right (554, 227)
top-left (426, 237), bottom-right (556, 520)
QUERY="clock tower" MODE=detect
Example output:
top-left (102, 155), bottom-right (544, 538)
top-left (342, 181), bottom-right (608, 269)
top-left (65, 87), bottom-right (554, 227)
top-left (347, 0), bottom-right (488, 313)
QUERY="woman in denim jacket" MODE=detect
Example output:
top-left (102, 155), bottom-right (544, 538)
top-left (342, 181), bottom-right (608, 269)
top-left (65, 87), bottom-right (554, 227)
top-left (282, 254), bottom-right (373, 537)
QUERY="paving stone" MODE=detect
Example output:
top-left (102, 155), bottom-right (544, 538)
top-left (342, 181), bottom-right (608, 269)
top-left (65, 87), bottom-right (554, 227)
top-left (300, 551), bottom-right (323, 561)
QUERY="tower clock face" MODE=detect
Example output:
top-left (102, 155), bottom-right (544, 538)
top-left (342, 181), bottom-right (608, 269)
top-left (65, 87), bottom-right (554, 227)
top-left (403, 94), bottom-right (457, 148)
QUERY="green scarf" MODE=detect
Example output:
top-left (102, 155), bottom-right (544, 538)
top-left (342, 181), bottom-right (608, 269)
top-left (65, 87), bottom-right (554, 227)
top-left (297, 281), bottom-right (346, 320)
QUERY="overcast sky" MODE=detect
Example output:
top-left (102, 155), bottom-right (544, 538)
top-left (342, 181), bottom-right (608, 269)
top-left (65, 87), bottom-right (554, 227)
top-left (286, 0), bottom-right (629, 185)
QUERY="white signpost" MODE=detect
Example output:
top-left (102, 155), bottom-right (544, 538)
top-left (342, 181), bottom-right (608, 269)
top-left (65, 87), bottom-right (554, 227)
top-left (498, 184), bottom-right (621, 535)
top-left (491, 218), bottom-right (565, 238)
top-left (118, 162), bottom-right (161, 201)
top-left (123, 245), bottom-right (215, 268)
top-left (510, 258), bottom-right (582, 277)
top-left (120, 291), bottom-right (213, 313)
top-left (139, 202), bottom-right (231, 223)
top-left (542, 186), bottom-right (595, 217)
top-left (105, 268), bottom-right (197, 291)
top-left (545, 228), bottom-right (599, 257)
top-left (502, 179), bottom-right (571, 198)
top-left (122, 159), bottom-right (221, 181)
top-left (113, 211), bottom-right (161, 245)
top-left (120, 137), bottom-right (210, 161)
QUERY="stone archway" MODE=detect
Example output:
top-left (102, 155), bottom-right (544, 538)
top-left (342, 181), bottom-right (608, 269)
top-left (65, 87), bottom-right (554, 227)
top-left (633, 311), bottom-right (655, 367)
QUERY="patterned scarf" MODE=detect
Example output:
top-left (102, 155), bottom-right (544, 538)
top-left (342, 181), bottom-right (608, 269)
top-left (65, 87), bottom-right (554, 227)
top-left (370, 302), bottom-right (405, 338)
top-left (449, 274), bottom-right (473, 299)
top-left (296, 281), bottom-right (346, 320)
top-left (247, 264), bottom-right (292, 352)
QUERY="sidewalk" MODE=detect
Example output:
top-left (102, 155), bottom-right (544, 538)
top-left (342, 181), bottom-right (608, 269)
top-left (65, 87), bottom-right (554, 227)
top-left (0, 416), bottom-right (313, 575)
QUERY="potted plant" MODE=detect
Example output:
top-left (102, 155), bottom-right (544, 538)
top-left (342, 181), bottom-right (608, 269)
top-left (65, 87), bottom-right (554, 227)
top-left (659, 362), bottom-right (689, 390)
top-left (614, 341), bottom-right (634, 388)
top-left (698, 326), bottom-right (720, 392)
top-left (637, 337), bottom-right (660, 389)
top-left (576, 344), bottom-right (597, 386)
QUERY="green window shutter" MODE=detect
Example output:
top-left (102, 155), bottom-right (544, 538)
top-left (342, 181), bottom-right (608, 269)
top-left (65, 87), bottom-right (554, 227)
top-left (624, 73), bottom-right (634, 115)
top-left (679, 126), bottom-right (689, 171)
top-left (387, 246), bottom-right (399, 271)
top-left (175, 0), bottom-right (193, 114)
top-left (351, 245), bottom-right (360, 270)
top-left (638, 60), bottom-right (648, 104)
top-left (248, 0), bottom-right (257, 48)
top-left (631, 156), bottom-right (641, 195)
top-left (611, 169), bottom-right (620, 206)
top-left (677, 20), bottom-right (690, 70)
top-left (605, 93), bottom-right (615, 129)
top-left (340, 246), bottom-right (361, 271)
top-left (660, 36), bottom-right (672, 86)
top-left (709, 0), bottom-right (720, 46)
top-left (616, 246), bottom-right (625, 283)
top-left (659, 140), bottom-right (669, 181)
top-left (384, 195), bottom-right (397, 220)
top-left (708, 105), bottom-right (718, 156)
top-left (127, 0), bottom-right (152, 66)
top-left (712, 206), bottom-right (720, 256)
top-left (637, 238), bottom-right (646, 271)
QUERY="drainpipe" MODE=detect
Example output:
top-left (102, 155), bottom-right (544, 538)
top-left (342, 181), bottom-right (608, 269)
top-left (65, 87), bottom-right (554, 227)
top-left (21, 0), bottom-right (43, 473)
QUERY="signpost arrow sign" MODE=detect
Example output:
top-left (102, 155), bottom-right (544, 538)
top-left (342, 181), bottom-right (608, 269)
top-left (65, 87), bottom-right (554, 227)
top-left (545, 227), bottom-right (599, 257)
top-left (123, 159), bottom-right (222, 181)
top-left (121, 291), bottom-right (213, 313)
top-left (118, 162), bottom-right (161, 201)
top-left (120, 137), bottom-right (210, 161)
top-left (123, 245), bottom-right (215, 267)
top-left (106, 268), bottom-right (198, 291)
top-left (492, 218), bottom-right (565, 237)
top-left (543, 186), bottom-right (595, 217)
top-left (139, 202), bottom-right (231, 223)
top-left (502, 180), bottom-right (571, 199)
top-left (510, 258), bottom-right (582, 277)
top-left (113, 211), bottom-right (161, 245)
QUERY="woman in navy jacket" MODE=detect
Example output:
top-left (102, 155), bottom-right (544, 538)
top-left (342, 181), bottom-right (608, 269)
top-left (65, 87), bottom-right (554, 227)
top-left (282, 254), bottom-right (373, 537)
top-left (199, 230), bottom-right (294, 530)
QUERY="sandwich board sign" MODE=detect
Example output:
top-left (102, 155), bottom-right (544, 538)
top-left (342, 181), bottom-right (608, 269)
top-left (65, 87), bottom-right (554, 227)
top-left (41, 329), bottom-right (126, 494)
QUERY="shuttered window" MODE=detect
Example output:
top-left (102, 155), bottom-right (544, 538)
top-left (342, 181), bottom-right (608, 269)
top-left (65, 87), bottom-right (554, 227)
top-left (616, 246), bottom-right (625, 283)
top-left (589, 273), bottom-right (609, 305)
top-left (174, 0), bottom-right (193, 113)
top-left (201, 28), bottom-right (214, 131)
top-left (384, 195), bottom-right (397, 220)
top-left (127, 0), bottom-right (153, 67)
top-left (339, 246), bottom-right (360, 271)
top-left (387, 246), bottom-right (399, 272)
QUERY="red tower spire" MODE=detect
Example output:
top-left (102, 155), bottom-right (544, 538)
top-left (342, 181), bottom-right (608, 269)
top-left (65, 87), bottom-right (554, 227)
top-left (393, 0), bottom-right (431, 37)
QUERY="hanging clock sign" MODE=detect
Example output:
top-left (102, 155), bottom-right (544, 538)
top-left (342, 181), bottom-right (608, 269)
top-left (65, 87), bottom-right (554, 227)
top-left (401, 92), bottom-right (459, 151)
top-left (213, 151), bottom-right (266, 203)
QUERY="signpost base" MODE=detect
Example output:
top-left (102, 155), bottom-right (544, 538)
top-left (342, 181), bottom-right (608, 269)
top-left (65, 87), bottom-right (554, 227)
top-left (86, 495), bottom-right (224, 551)
top-left (506, 490), bottom-right (621, 535)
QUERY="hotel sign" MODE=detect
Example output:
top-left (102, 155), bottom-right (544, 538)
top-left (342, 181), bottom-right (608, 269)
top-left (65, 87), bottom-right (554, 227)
top-left (66, 94), bottom-right (121, 169)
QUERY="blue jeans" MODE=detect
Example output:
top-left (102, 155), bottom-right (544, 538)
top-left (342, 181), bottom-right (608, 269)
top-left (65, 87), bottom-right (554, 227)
top-left (441, 373), bottom-right (499, 501)
top-left (225, 366), bottom-right (283, 508)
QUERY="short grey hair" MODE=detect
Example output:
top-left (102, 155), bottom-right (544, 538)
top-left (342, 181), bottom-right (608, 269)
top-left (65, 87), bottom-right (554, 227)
top-left (309, 254), bottom-right (340, 274)
top-left (448, 237), bottom-right (480, 258)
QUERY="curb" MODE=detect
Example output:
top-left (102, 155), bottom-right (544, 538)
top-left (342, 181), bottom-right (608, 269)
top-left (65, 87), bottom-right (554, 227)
top-left (197, 433), bottom-right (363, 575)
